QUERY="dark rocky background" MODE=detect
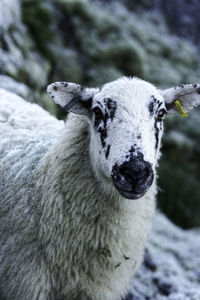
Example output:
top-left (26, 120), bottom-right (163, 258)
top-left (1, 0), bottom-right (200, 299)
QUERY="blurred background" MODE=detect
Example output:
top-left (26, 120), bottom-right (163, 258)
top-left (1, 0), bottom-right (200, 229)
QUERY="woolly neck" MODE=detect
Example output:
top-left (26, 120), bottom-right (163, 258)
top-left (35, 113), bottom-right (156, 235)
top-left (33, 113), bottom-right (156, 296)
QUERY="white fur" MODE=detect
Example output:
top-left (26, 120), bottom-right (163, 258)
top-left (0, 77), bottom-right (200, 300)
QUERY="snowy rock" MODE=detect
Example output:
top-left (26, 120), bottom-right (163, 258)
top-left (125, 213), bottom-right (200, 299)
top-left (0, 0), bottom-right (50, 89)
top-left (0, 75), bottom-right (30, 99)
top-left (0, 0), bottom-right (21, 31)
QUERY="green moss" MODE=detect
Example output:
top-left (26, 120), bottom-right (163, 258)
top-left (146, 57), bottom-right (182, 88)
top-left (19, 0), bottom-right (200, 93)
top-left (34, 91), bottom-right (58, 116)
top-left (93, 40), bottom-right (147, 78)
top-left (158, 156), bottom-right (200, 228)
top-left (49, 47), bottom-right (83, 83)
top-left (158, 109), bottom-right (200, 228)
top-left (17, 56), bottom-right (50, 89)
top-left (86, 65), bottom-right (122, 87)
top-left (173, 40), bottom-right (199, 68)
top-left (21, 0), bottom-right (55, 58)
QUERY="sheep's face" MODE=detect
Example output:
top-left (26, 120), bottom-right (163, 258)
top-left (47, 77), bottom-right (200, 199)
top-left (89, 78), bottom-right (165, 199)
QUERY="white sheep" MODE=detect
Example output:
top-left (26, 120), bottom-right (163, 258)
top-left (0, 77), bottom-right (200, 300)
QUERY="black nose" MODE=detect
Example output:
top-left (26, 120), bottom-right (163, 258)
top-left (111, 156), bottom-right (154, 199)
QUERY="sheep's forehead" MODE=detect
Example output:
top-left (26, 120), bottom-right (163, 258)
top-left (94, 77), bottom-right (163, 115)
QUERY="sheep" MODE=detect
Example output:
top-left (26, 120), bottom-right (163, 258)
top-left (0, 77), bottom-right (200, 300)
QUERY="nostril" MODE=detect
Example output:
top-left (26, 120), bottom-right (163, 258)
top-left (119, 164), bottom-right (151, 185)
top-left (121, 168), bottom-right (134, 183)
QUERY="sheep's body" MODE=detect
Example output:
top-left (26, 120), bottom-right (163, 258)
top-left (0, 88), bottom-right (155, 300)
top-left (1, 76), bottom-right (200, 300)
top-left (0, 89), bottom-right (64, 299)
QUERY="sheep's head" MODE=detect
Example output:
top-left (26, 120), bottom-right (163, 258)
top-left (47, 77), bottom-right (200, 200)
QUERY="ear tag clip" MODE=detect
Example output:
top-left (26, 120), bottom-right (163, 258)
top-left (174, 100), bottom-right (188, 118)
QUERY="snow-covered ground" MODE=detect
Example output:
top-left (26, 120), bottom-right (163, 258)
top-left (125, 212), bottom-right (200, 300)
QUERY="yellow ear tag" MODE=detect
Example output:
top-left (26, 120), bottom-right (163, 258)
top-left (174, 100), bottom-right (188, 118)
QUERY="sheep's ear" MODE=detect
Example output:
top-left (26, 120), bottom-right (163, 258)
top-left (47, 82), bottom-right (99, 115)
top-left (160, 84), bottom-right (200, 116)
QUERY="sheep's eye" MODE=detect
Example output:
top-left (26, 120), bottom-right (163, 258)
top-left (157, 109), bottom-right (167, 122)
top-left (92, 107), bottom-right (103, 120)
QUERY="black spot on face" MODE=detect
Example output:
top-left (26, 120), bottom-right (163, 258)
top-left (97, 101), bottom-right (103, 108)
top-left (149, 96), bottom-right (162, 117)
top-left (93, 98), bottom-right (117, 150)
top-left (150, 96), bottom-right (165, 150)
top-left (104, 98), bottom-right (117, 121)
top-left (93, 106), bottom-right (109, 149)
top-left (128, 146), bottom-right (135, 158)
top-left (193, 84), bottom-right (197, 88)
top-left (105, 144), bottom-right (111, 159)
top-left (148, 101), bottom-right (154, 116)
top-left (152, 96), bottom-right (157, 103)
top-left (151, 96), bottom-right (163, 109)
top-left (137, 152), bottom-right (144, 160)
top-left (103, 111), bottom-right (109, 128)
top-left (93, 107), bottom-right (103, 128)
top-left (64, 83), bottom-right (68, 87)
top-left (129, 146), bottom-right (135, 153)
top-left (98, 127), bottom-right (107, 148)
top-left (154, 117), bottom-right (159, 150)
top-left (53, 86), bottom-right (58, 91)
top-left (100, 112), bottom-right (109, 148)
